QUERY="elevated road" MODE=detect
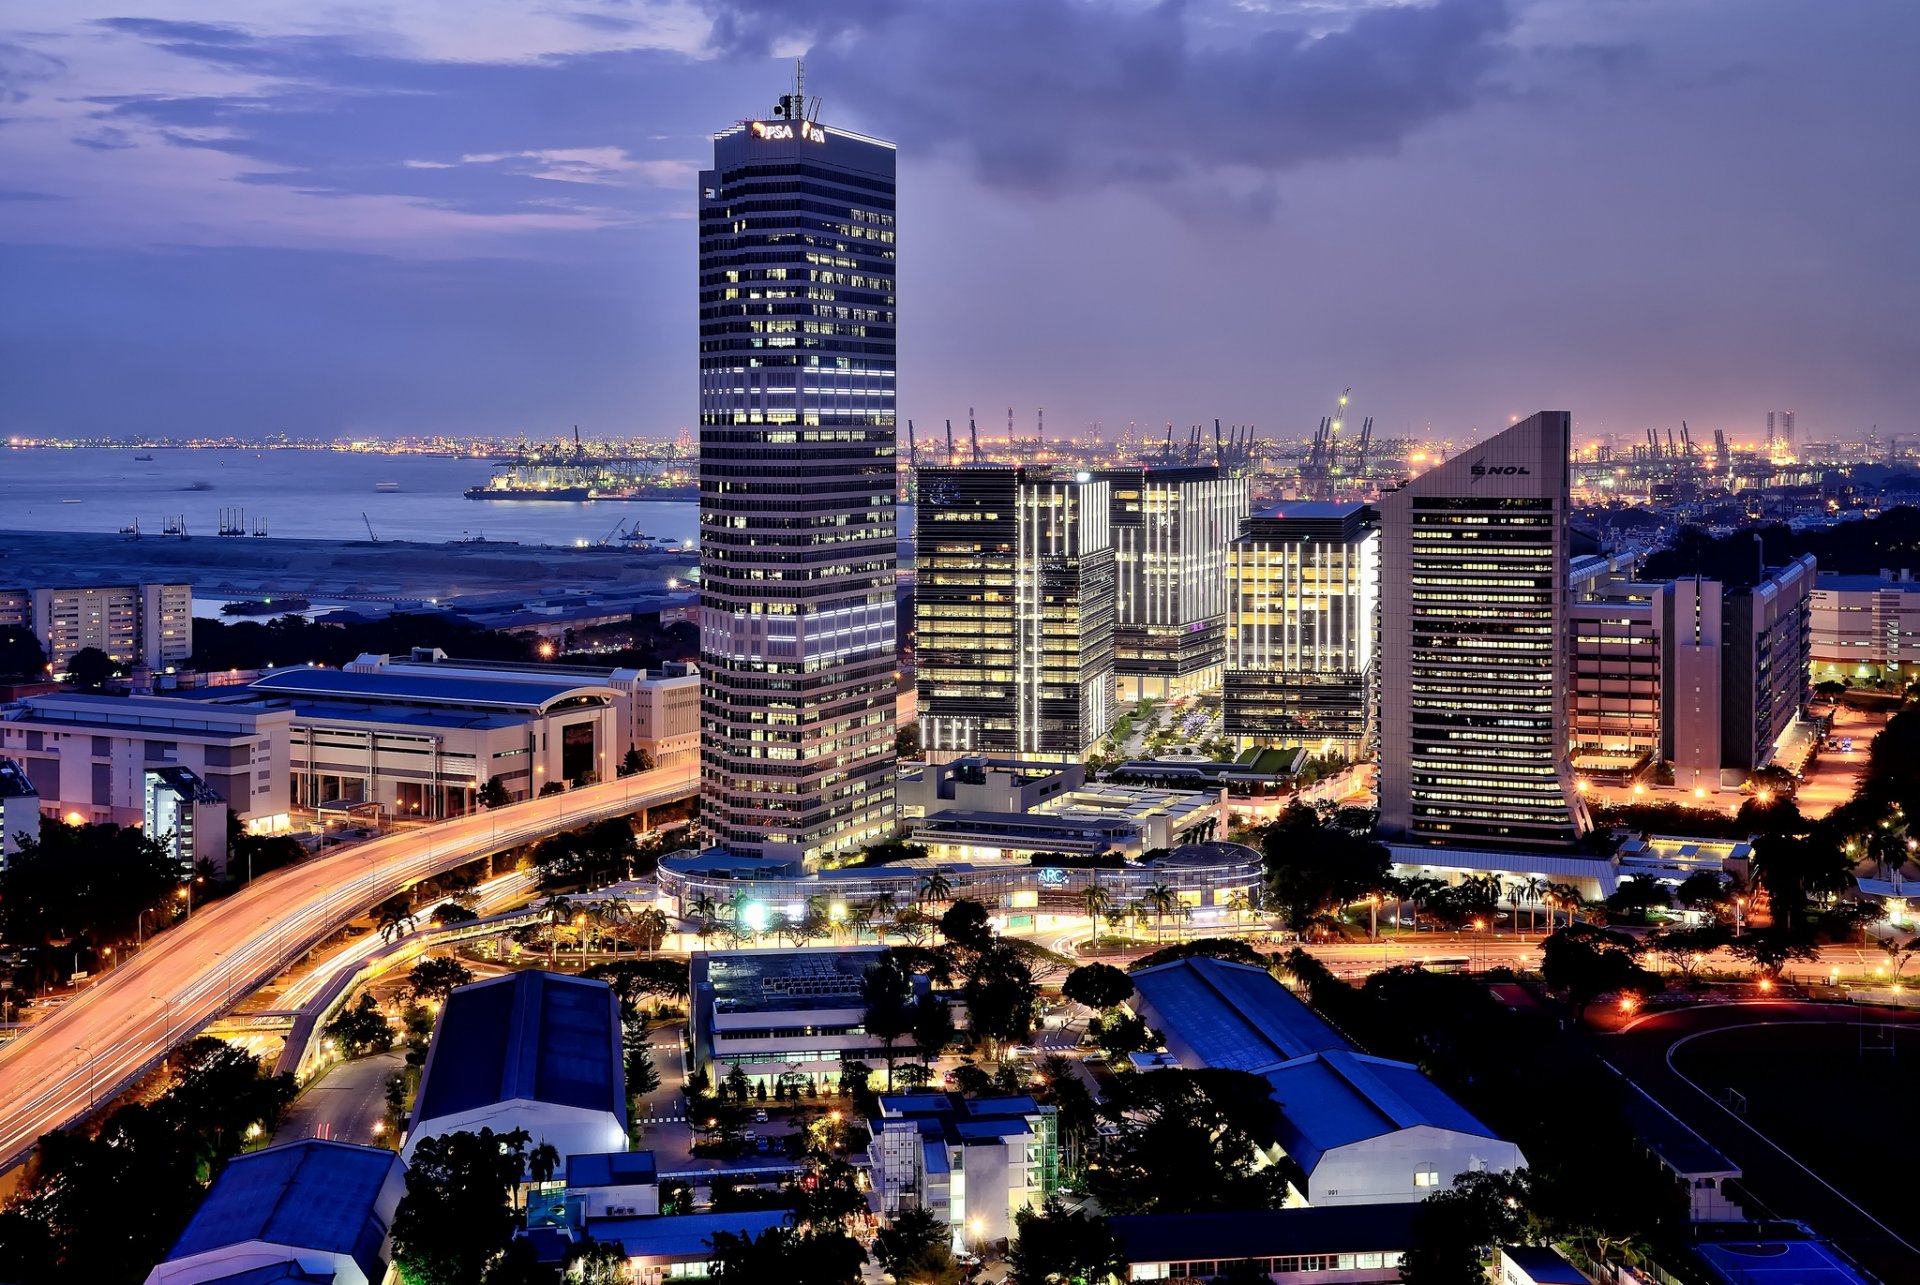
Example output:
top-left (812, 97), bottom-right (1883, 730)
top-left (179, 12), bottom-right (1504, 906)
top-left (0, 762), bottom-right (696, 1171)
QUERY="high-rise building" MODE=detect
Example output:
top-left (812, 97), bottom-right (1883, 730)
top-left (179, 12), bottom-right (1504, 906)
top-left (696, 90), bottom-right (900, 868)
top-left (916, 466), bottom-right (1116, 762)
top-left (1377, 412), bottom-right (1588, 848)
top-left (1765, 409), bottom-right (1795, 457)
top-left (1098, 466), bottom-right (1249, 702)
top-left (1223, 502), bottom-right (1379, 758)
top-left (0, 582), bottom-right (192, 674)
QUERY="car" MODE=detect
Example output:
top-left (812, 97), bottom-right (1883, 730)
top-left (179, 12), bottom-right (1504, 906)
top-left (756, 1136), bottom-right (773, 1153)
top-left (753, 1108), bottom-right (769, 1123)
top-left (1082, 1049), bottom-right (1107, 1064)
top-left (1009, 1044), bottom-right (1039, 1059)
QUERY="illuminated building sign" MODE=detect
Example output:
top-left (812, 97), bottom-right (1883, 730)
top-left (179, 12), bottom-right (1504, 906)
top-left (751, 119), bottom-right (826, 144)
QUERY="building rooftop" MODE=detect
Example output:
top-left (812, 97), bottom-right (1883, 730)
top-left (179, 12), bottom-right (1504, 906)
top-left (567, 1150), bottom-right (658, 1188)
top-left (6, 692), bottom-right (288, 738)
top-left (1500, 1245), bottom-right (1591, 1284)
top-left (1130, 957), bottom-right (1350, 1071)
top-left (1247, 501), bottom-right (1372, 522)
top-left (1618, 1080), bottom-right (1739, 1178)
top-left (414, 971), bottom-right (625, 1128)
top-left (1263, 1050), bottom-right (1502, 1173)
top-left (696, 947), bottom-right (890, 1015)
top-left (592, 1210), bottom-right (791, 1260)
top-left (1107, 1203), bottom-right (1421, 1265)
top-left (250, 666), bottom-right (616, 713)
top-left (1814, 572), bottom-right (1918, 593)
top-left (164, 1139), bottom-right (400, 1282)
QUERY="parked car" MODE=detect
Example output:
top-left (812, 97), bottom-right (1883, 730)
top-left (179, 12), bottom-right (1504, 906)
top-left (753, 1108), bottom-right (769, 1123)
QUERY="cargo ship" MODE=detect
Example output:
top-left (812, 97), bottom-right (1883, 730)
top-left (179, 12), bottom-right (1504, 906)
top-left (464, 479), bottom-right (591, 501)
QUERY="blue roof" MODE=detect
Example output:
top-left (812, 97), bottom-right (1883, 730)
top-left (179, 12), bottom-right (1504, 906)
top-left (415, 971), bottom-right (626, 1128)
top-left (1130, 957), bottom-right (1350, 1071)
top-left (250, 667), bottom-right (612, 711)
top-left (568, 1151), bottom-right (658, 1188)
top-left (1264, 1051), bottom-right (1500, 1174)
top-left (1694, 1238), bottom-right (1872, 1285)
top-left (1109, 1204), bottom-right (1420, 1264)
top-left (1501, 1246), bottom-right (1591, 1284)
top-left (1816, 572), bottom-right (1920, 593)
top-left (197, 1268), bottom-right (335, 1285)
top-left (592, 1210), bottom-right (790, 1260)
top-left (166, 1140), bottom-right (399, 1281)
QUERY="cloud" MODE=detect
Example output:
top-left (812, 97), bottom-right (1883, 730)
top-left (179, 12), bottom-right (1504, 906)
top-left (451, 147), bottom-right (695, 186)
top-left (700, 0), bottom-right (1519, 215)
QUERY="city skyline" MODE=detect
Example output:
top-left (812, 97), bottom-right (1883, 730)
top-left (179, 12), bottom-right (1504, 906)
top-left (2, 1), bottom-right (1917, 441)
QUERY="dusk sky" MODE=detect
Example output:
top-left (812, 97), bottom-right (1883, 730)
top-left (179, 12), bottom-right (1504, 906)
top-left (1, 0), bottom-right (1915, 445)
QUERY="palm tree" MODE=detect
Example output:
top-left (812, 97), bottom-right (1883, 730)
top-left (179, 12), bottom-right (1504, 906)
top-left (375, 896), bottom-right (417, 945)
top-left (1143, 883), bottom-right (1180, 944)
top-left (1505, 881), bottom-right (1525, 934)
top-left (1880, 936), bottom-right (1917, 979)
top-left (633, 906), bottom-right (670, 957)
top-left (1080, 880), bottom-right (1114, 926)
top-left (1544, 883), bottom-right (1582, 931)
top-left (528, 1140), bottom-right (561, 1186)
top-left (1522, 876), bottom-right (1549, 934)
top-left (1225, 890), bottom-right (1252, 930)
top-left (540, 895), bottom-right (575, 965)
top-left (688, 891), bottom-right (720, 925)
top-left (918, 870), bottom-right (954, 910)
top-left (845, 901), bottom-right (874, 943)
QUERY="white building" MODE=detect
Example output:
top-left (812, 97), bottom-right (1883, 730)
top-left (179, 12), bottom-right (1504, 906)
top-left (0, 756), bottom-right (40, 859)
top-left (867, 1093), bottom-right (1059, 1248)
top-left (0, 582), bottom-right (192, 673)
top-left (690, 947), bottom-right (928, 1088)
top-left (1810, 569), bottom-right (1920, 684)
top-left (407, 971), bottom-right (629, 1181)
top-left (143, 1139), bottom-right (404, 1285)
top-left (0, 692), bottom-right (292, 870)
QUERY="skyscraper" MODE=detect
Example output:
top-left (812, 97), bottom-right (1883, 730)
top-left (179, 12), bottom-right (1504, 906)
top-left (1765, 409), bottom-right (1795, 456)
top-left (1377, 412), bottom-right (1588, 848)
top-left (697, 89), bottom-right (899, 868)
top-left (1098, 466), bottom-right (1249, 702)
top-left (916, 466), bottom-right (1116, 762)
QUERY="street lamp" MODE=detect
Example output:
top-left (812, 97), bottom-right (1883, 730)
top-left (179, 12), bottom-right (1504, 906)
top-left (177, 883), bottom-right (194, 920)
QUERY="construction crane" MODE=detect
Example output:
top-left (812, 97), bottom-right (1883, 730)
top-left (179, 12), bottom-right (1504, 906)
top-left (1353, 416), bottom-right (1374, 479)
top-left (364, 513), bottom-right (379, 542)
top-left (1714, 428), bottom-right (1730, 471)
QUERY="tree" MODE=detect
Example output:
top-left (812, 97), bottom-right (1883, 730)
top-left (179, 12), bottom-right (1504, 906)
top-left (1089, 1011), bottom-right (1153, 1060)
top-left (863, 952), bottom-right (918, 1090)
top-left (1079, 879), bottom-right (1114, 927)
top-left (962, 943), bottom-right (1039, 1061)
top-left (1008, 1197), bottom-right (1126, 1285)
top-left (625, 1023), bottom-right (662, 1097)
top-left (62, 646), bottom-right (120, 692)
top-left (528, 1141), bottom-right (561, 1185)
top-left (1675, 870), bottom-right (1731, 916)
top-left (1728, 927), bottom-right (1822, 979)
top-left (1127, 937), bottom-right (1267, 972)
top-left (390, 1127), bottom-right (530, 1285)
top-left (938, 898), bottom-right (994, 953)
top-left (1086, 1068), bottom-right (1287, 1215)
top-left (917, 869), bottom-right (954, 909)
top-left (874, 1205), bottom-right (962, 1285)
top-left (0, 624), bottom-right (47, 680)
top-left (1539, 924), bottom-right (1655, 1019)
top-left (912, 996), bottom-right (955, 1066)
top-left (1259, 806), bottom-right (1392, 933)
top-left (1606, 876), bottom-right (1672, 926)
top-left (0, 822), bottom-right (184, 966)
top-left (1749, 831), bottom-right (1854, 935)
top-left (1399, 1169), bottom-right (1537, 1285)
top-left (1643, 923), bottom-right (1732, 980)
top-left (561, 1237), bottom-right (628, 1284)
top-left (375, 894), bottom-right (418, 945)
top-left (408, 956), bottom-right (474, 1002)
top-left (1062, 963), bottom-right (1134, 1013)
top-left (430, 900), bottom-right (479, 926)
top-left (325, 993), bottom-right (396, 1057)
top-left (478, 776), bottom-right (512, 809)
top-left (619, 745), bottom-right (652, 777)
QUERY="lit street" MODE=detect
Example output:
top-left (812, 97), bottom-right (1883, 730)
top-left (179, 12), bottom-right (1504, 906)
top-left (0, 762), bottom-right (695, 1171)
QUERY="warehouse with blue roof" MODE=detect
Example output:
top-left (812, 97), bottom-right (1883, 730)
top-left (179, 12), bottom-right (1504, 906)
top-left (406, 970), bottom-right (629, 1181)
top-left (1130, 957), bottom-right (1524, 1206)
top-left (143, 1139), bottom-right (404, 1285)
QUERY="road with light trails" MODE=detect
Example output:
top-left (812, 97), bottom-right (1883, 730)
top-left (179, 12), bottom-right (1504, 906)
top-left (0, 761), bottom-right (696, 1171)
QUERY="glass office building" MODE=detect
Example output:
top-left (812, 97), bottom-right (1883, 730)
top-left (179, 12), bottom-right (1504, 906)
top-left (697, 93), bottom-right (899, 868)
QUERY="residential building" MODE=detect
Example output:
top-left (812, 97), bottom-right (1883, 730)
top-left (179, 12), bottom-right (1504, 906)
top-left (407, 971), bottom-right (628, 1180)
top-left (1810, 569), bottom-right (1920, 684)
top-left (1377, 412), bottom-right (1588, 849)
top-left (142, 1139), bottom-right (404, 1285)
top-left (689, 947), bottom-right (929, 1088)
top-left (341, 650), bottom-right (702, 771)
top-left (1658, 556), bottom-right (1814, 789)
top-left (698, 89), bottom-right (900, 869)
top-left (916, 466), bottom-right (1116, 763)
top-left (193, 663), bottom-right (627, 818)
top-left (1130, 958), bottom-right (1523, 1206)
top-left (867, 1093), bottom-right (1059, 1248)
top-left (1097, 465), bottom-right (1249, 702)
top-left (1225, 501), bottom-right (1379, 758)
top-left (0, 582), bottom-right (192, 673)
top-left (1111, 1204), bottom-right (1421, 1284)
top-left (0, 756), bottom-right (40, 858)
top-left (0, 692), bottom-right (292, 870)
top-left (143, 765), bottom-right (227, 869)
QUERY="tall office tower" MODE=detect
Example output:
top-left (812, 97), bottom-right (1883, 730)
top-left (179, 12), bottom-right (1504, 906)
top-left (1223, 502), bottom-right (1379, 759)
top-left (916, 467), bottom-right (1116, 762)
top-left (1098, 466), bottom-right (1249, 702)
top-left (696, 90), bottom-right (899, 868)
top-left (1377, 412), bottom-right (1588, 849)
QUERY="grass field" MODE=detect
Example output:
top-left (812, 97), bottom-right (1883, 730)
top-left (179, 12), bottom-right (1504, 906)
top-left (1671, 1022), bottom-right (1920, 1240)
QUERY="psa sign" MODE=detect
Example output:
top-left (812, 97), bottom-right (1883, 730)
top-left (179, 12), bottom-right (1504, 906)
top-left (1469, 457), bottom-right (1530, 479)
top-left (751, 120), bottom-right (827, 144)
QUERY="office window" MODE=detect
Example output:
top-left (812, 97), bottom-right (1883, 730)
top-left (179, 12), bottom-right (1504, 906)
top-left (1414, 1168), bottom-right (1442, 1187)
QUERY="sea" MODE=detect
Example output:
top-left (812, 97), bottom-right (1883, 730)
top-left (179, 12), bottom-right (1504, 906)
top-left (0, 447), bottom-right (700, 548)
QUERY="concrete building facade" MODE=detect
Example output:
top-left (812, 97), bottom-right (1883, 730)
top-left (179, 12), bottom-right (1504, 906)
top-left (1377, 412), bottom-right (1587, 849)
top-left (917, 466), bottom-right (1116, 763)
top-left (1098, 465), bottom-right (1249, 702)
top-left (1810, 569), bottom-right (1920, 684)
top-left (1225, 502), bottom-right (1379, 758)
top-left (0, 692), bottom-right (292, 869)
top-left (698, 93), bottom-right (900, 869)
top-left (0, 582), bottom-right (192, 673)
top-left (867, 1093), bottom-right (1060, 1249)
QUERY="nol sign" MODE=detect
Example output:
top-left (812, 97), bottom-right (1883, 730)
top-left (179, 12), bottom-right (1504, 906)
top-left (751, 120), bottom-right (827, 143)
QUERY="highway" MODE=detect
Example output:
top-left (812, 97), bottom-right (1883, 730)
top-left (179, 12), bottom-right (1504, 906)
top-left (0, 762), bottom-right (696, 1171)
